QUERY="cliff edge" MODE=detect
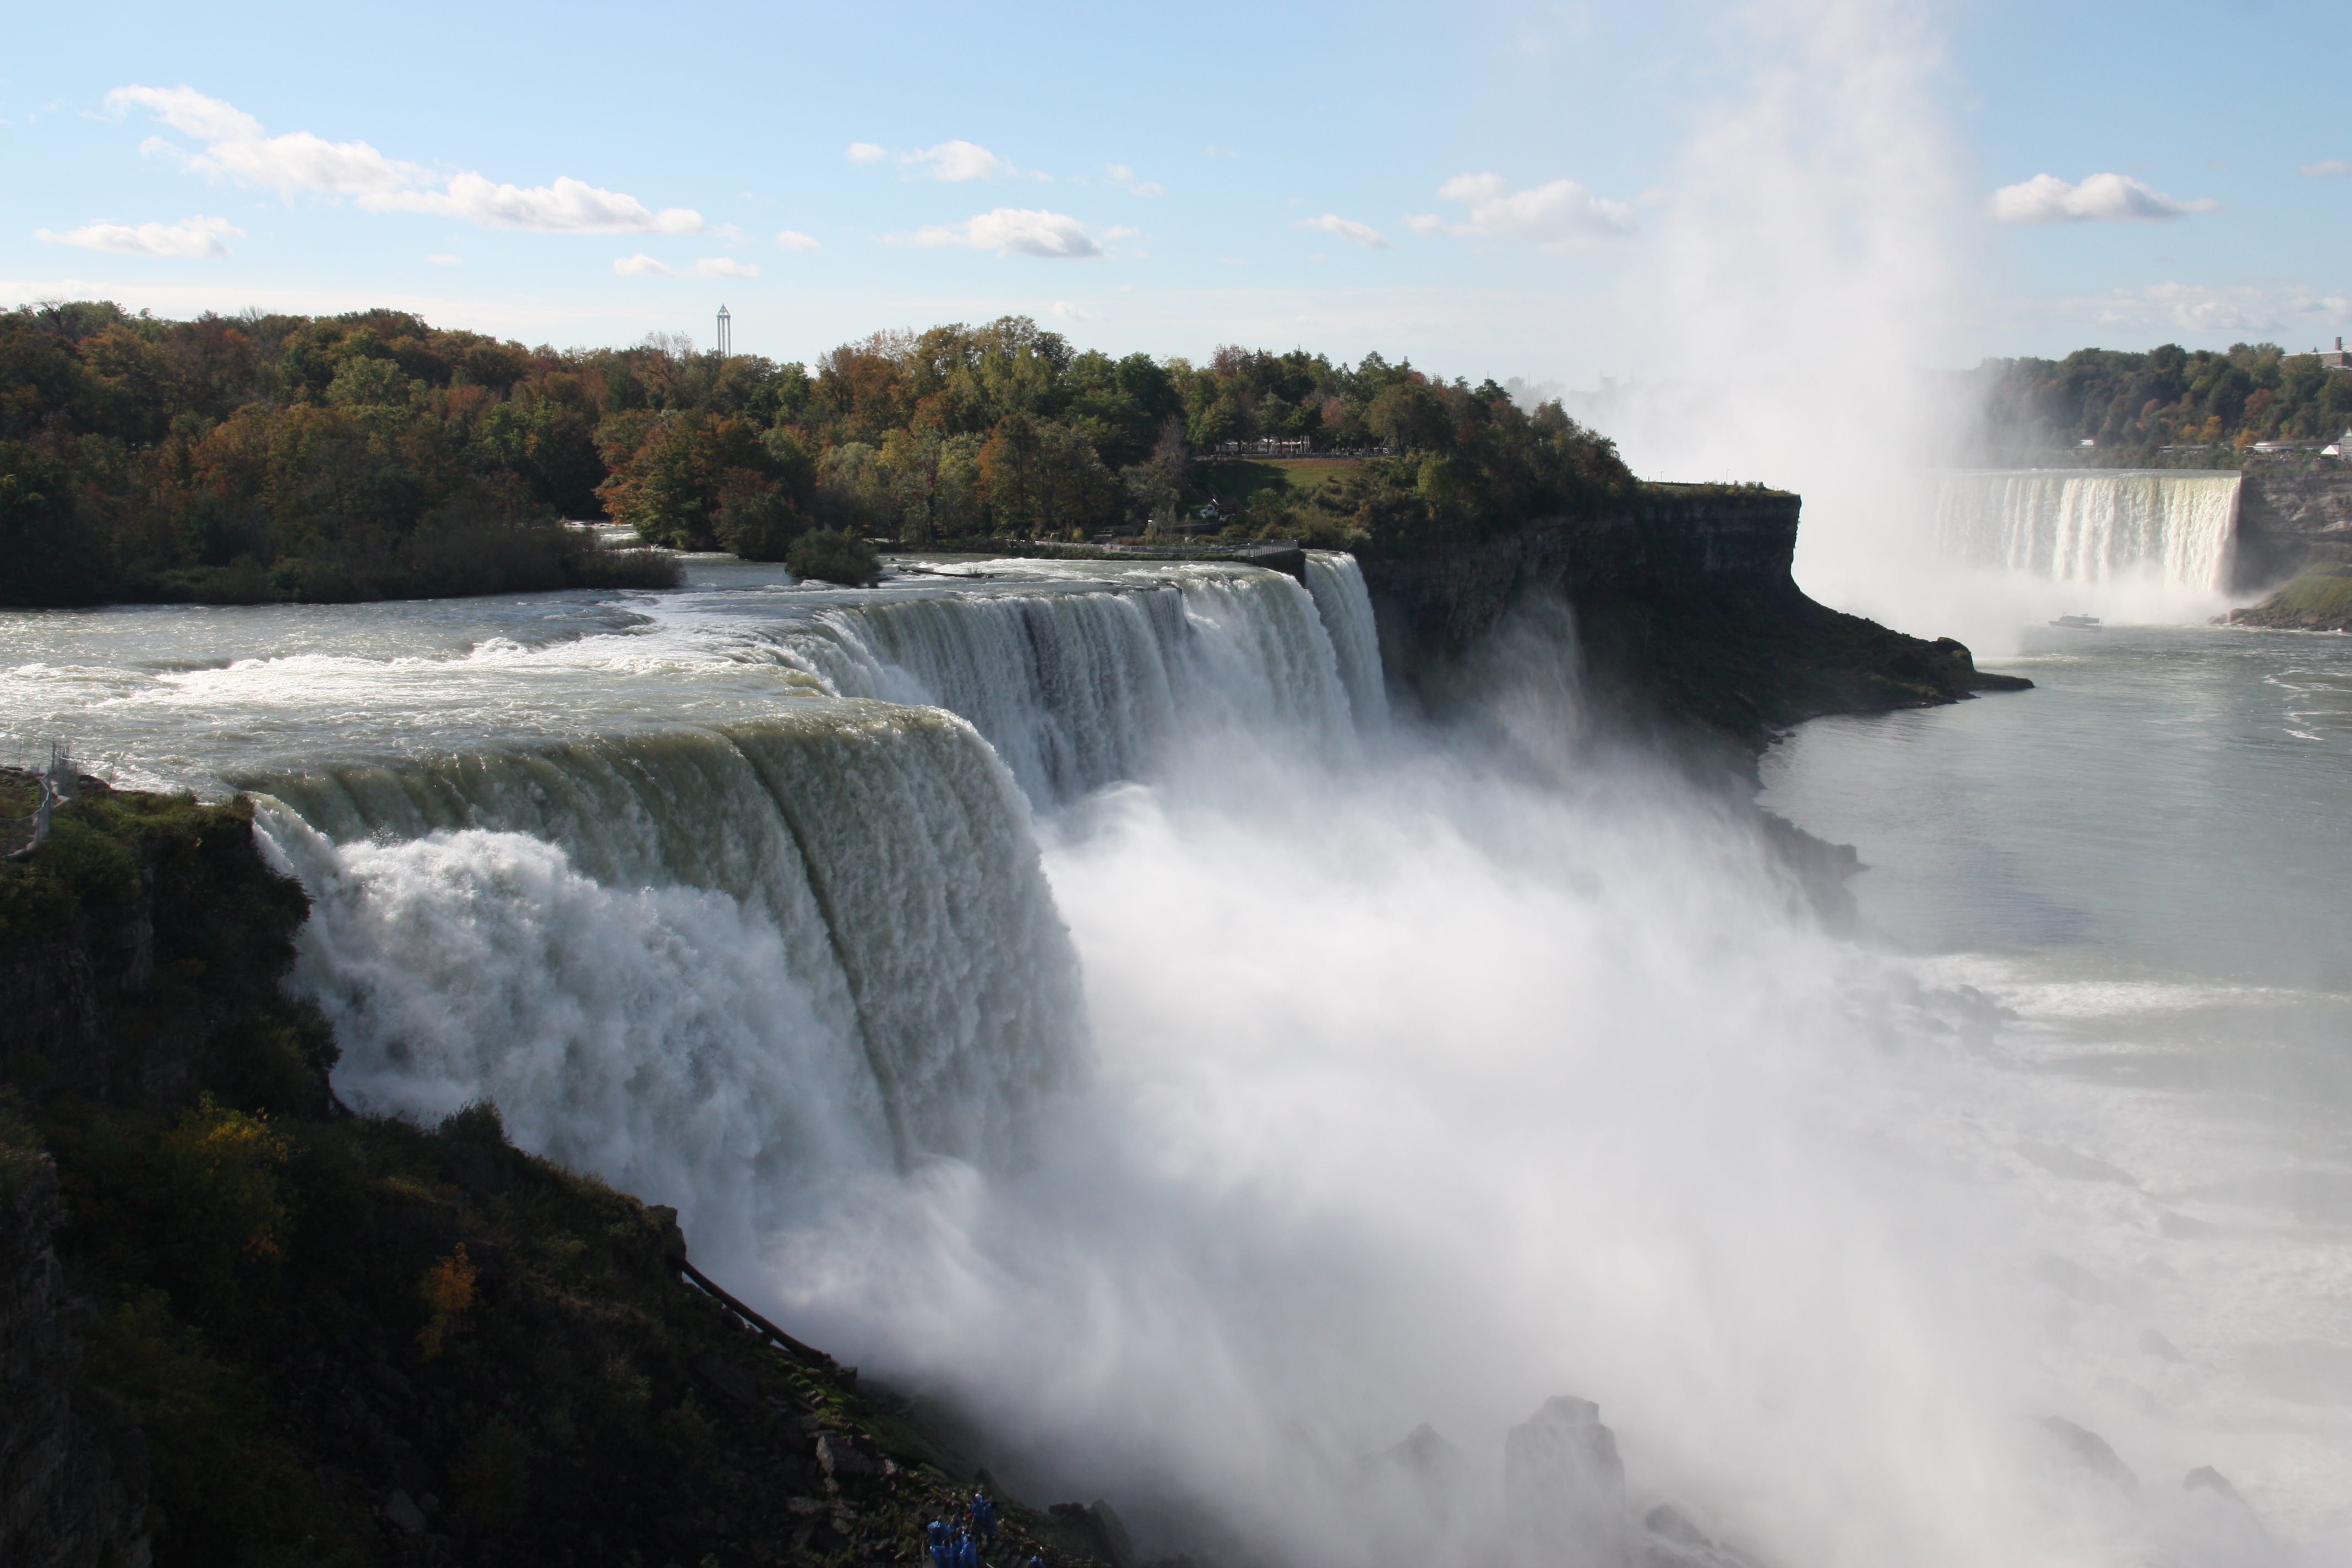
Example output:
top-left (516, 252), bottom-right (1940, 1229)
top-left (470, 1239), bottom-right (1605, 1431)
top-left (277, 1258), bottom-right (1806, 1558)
top-left (1358, 484), bottom-right (2029, 745)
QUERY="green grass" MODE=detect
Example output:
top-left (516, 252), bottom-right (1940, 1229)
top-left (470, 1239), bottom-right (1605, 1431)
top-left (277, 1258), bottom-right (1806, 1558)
top-left (1196, 458), bottom-right (1363, 505)
top-left (2237, 562), bottom-right (2352, 628)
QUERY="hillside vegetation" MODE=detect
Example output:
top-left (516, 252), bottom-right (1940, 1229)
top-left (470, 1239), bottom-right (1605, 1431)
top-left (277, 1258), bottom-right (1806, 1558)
top-left (1968, 341), bottom-right (2352, 464)
top-left (1, 301), bottom-right (1634, 606)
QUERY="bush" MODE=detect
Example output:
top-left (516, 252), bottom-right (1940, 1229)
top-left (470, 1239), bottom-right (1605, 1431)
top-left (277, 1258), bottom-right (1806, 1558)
top-left (715, 477), bottom-right (808, 562)
top-left (787, 527), bottom-right (877, 586)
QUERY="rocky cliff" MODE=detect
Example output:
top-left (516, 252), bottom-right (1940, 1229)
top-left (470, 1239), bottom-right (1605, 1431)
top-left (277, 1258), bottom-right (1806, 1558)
top-left (1357, 485), bottom-right (2029, 745)
top-left (1, 1145), bottom-right (150, 1568)
top-left (2235, 469), bottom-right (2352, 590)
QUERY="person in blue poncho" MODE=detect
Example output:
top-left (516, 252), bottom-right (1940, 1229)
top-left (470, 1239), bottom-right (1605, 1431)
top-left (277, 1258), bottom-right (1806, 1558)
top-left (973, 1491), bottom-right (999, 1542)
top-left (927, 1518), bottom-right (950, 1568)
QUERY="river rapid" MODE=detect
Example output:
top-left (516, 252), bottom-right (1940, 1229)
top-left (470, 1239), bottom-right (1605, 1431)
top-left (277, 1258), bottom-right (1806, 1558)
top-left (4, 556), bottom-right (2347, 1567)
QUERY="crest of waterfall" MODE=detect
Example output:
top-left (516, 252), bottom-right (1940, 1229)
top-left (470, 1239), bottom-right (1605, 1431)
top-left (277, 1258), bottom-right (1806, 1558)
top-left (772, 563), bottom-right (1361, 804)
top-left (1303, 551), bottom-right (1390, 728)
top-left (247, 701), bottom-right (1085, 1241)
top-left (1932, 470), bottom-right (2241, 592)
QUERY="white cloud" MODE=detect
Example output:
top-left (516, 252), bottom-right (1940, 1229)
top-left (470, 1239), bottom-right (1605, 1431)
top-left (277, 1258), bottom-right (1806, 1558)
top-left (35, 214), bottom-right (242, 258)
top-left (847, 142), bottom-right (886, 164)
top-left (2301, 158), bottom-right (2349, 178)
top-left (427, 253), bottom-right (460, 265)
top-left (903, 140), bottom-right (1019, 182)
top-left (1295, 213), bottom-right (1390, 249)
top-left (913, 208), bottom-right (1101, 258)
top-left (612, 255), bottom-right (764, 279)
top-left (363, 173), bottom-right (702, 233)
top-left (2069, 279), bottom-right (2351, 334)
top-left (111, 84), bottom-right (702, 233)
top-left (1990, 172), bottom-right (2221, 224)
top-left (104, 84), bottom-right (258, 143)
top-left (775, 230), bottom-right (821, 252)
top-left (1423, 172), bottom-right (1635, 250)
top-left (112, 85), bottom-right (418, 196)
top-left (1106, 164), bottom-right (1166, 197)
top-left (1050, 301), bottom-right (1095, 321)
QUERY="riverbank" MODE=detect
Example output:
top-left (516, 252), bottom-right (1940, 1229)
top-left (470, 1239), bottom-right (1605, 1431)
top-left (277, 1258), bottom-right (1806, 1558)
top-left (2228, 562), bottom-right (2352, 632)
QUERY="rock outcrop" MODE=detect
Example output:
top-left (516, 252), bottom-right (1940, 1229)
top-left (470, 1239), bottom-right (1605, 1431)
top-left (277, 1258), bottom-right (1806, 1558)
top-left (1357, 487), bottom-right (2029, 747)
top-left (1505, 1396), bottom-right (1629, 1565)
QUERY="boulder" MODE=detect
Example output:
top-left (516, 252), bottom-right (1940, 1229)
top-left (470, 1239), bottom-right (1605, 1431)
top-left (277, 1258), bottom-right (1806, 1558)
top-left (1505, 1396), bottom-right (1629, 1564)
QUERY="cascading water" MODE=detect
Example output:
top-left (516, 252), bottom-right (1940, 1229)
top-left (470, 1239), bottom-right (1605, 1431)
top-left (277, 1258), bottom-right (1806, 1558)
top-left (182, 557), bottom-right (1367, 1243)
top-left (1932, 470), bottom-right (2241, 593)
top-left (1301, 551), bottom-right (1390, 728)
top-left (249, 702), bottom-right (1086, 1246)
top-left (771, 560), bottom-right (1364, 805)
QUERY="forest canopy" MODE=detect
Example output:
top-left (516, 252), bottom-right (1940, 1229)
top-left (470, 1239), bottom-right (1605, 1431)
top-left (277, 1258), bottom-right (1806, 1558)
top-left (1967, 340), bottom-right (2352, 463)
top-left (0, 301), bottom-right (1636, 606)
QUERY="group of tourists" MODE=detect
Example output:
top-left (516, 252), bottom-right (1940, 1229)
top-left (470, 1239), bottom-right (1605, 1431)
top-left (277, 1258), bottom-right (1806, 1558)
top-left (927, 1490), bottom-right (1036, 1568)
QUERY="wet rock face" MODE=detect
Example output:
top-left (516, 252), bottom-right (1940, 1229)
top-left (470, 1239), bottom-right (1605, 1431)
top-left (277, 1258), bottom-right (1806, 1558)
top-left (1505, 1396), bottom-right (1628, 1564)
top-left (2235, 470), bottom-right (2352, 590)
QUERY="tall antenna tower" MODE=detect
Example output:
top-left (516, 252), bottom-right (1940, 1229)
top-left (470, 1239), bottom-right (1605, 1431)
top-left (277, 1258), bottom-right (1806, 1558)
top-left (715, 304), bottom-right (732, 358)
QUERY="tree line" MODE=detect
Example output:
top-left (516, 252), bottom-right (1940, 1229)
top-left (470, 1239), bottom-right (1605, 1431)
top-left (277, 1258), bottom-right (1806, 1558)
top-left (1967, 341), bottom-right (2352, 465)
top-left (0, 301), bottom-right (1635, 606)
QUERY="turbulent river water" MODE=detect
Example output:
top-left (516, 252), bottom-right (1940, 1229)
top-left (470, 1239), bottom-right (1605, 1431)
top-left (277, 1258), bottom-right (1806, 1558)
top-left (4, 554), bottom-right (2348, 1567)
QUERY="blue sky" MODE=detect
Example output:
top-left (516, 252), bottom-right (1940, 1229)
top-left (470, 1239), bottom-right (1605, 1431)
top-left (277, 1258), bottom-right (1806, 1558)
top-left (6, 0), bottom-right (2346, 384)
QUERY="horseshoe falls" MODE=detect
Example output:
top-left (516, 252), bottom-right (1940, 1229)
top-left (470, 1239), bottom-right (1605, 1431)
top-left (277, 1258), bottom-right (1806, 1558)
top-left (1931, 470), bottom-right (2242, 621)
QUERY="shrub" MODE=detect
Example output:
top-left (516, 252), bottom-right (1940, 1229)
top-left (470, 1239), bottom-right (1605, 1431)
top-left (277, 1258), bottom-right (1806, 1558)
top-left (787, 527), bottom-right (877, 586)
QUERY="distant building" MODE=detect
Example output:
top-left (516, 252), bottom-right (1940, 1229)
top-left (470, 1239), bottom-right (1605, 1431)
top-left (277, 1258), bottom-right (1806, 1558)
top-left (2321, 336), bottom-right (2351, 372)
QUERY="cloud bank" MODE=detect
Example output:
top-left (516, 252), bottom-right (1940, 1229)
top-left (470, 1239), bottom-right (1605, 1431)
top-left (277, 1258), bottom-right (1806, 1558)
top-left (107, 85), bottom-right (703, 234)
top-left (914, 208), bottom-right (1101, 259)
top-left (1408, 172), bottom-right (1634, 251)
top-left (35, 214), bottom-right (244, 258)
top-left (2301, 158), bottom-right (2349, 178)
top-left (1990, 171), bottom-right (2220, 224)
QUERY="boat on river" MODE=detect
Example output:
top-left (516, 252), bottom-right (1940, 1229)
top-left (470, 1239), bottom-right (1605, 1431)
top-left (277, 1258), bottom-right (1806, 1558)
top-left (2048, 614), bottom-right (2104, 630)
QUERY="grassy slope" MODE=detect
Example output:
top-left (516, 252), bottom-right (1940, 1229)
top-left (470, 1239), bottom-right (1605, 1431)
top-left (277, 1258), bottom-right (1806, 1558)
top-left (2231, 562), bottom-right (2352, 630)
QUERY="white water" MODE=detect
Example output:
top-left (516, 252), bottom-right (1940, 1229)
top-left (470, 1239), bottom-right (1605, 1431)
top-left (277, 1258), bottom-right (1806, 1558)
top-left (5, 551), bottom-right (2346, 1565)
top-left (777, 558), bottom-right (1367, 804)
top-left (1933, 470), bottom-right (2242, 606)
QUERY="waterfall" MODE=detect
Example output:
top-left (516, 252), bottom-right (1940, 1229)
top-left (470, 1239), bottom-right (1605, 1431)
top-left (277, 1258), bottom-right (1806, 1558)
top-left (772, 563), bottom-right (1359, 804)
top-left (247, 702), bottom-right (1085, 1235)
top-left (1932, 470), bottom-right (2241, 592)
top-left (222, 556), bottom-right (1385, 1241)
top-left (1303, 552), bottom-right (1389, 727)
